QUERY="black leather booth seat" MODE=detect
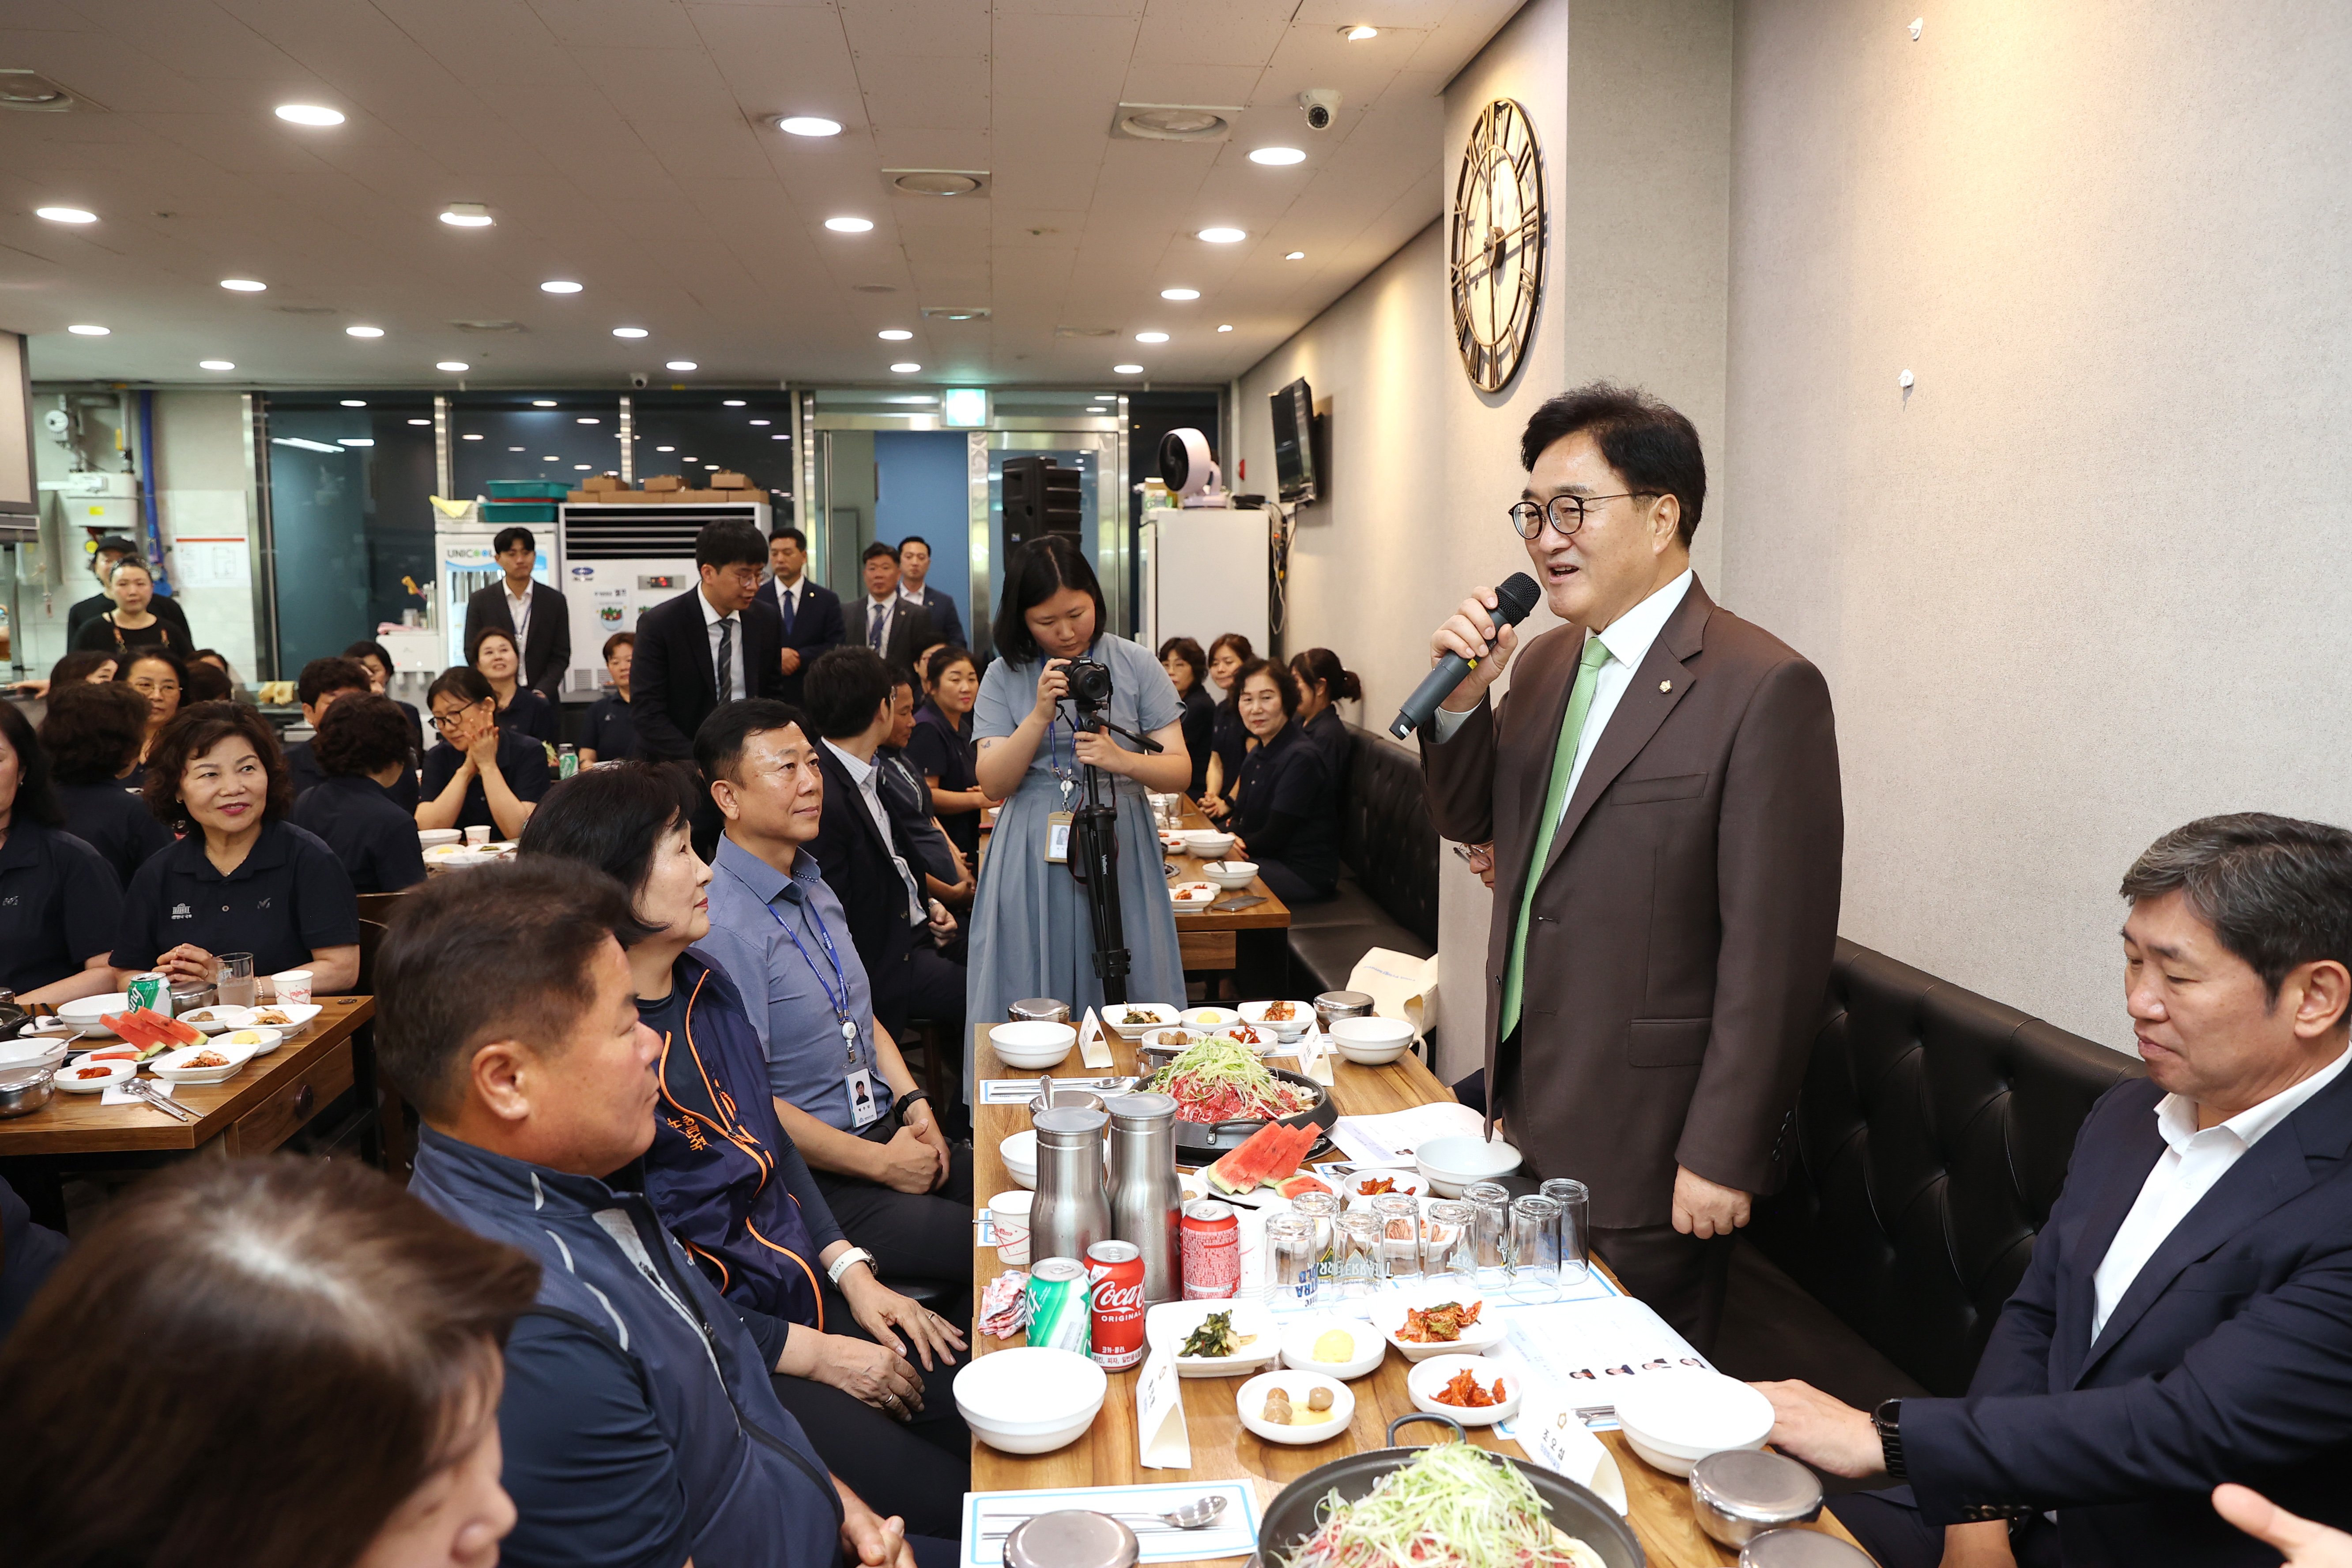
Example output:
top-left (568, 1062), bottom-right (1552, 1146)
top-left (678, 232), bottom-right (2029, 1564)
top-left (1725, 938), bottom-right (2142, 1402)
top-left (1284, 723), bottom-right (1440, 995)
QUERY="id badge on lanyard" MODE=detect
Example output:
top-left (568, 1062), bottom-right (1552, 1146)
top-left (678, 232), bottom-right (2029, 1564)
top-left (1044, 715), bottom-right (1076, 863)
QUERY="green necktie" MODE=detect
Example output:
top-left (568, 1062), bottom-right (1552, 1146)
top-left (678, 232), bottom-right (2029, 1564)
top-left (1499, 633), bottom-right (1613, 1038)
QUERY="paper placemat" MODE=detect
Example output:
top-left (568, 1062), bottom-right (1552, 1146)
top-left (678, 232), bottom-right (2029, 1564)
top-left (978, 1075), bottom-right (1127, 1105)
top-left (962, 1480), bottom-right (1261, 1565)
top-left (101, 1078), bottom-right (177, 1106)
top-left (1326, 1101), bottom-right (1489, 1166)
top-left (1490, 1294), bottom-right (1709, 1436)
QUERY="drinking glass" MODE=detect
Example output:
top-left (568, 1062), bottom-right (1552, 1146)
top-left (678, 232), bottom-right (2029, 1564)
top-left (1335, 1212), bottom-right (1384, 1299)
top-left (1264, 1215), bottom-right (1318, 1311)
top-left (1371, 1193), bottom-right (1423, 1283)
top-left (1540, 1178), bottom-right (1591, 1285)
top-left (1511, 1195), bottom-right (1564, 1300)
top-left (1423, 1199), bottom-right (1476, 1287)
top-left (1289, 1191), bottom-right (1341, 1283)
top-left (216, 953), bottom-right (256, 1009)
top-left (1465, 1180), bottom-right (1513, 1285)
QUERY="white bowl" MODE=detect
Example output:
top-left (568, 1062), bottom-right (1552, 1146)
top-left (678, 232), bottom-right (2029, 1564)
top-left (55, 1057), bottom-right (134, 1093)
top-left (1102, 1003), bottom-right (1181, 1041)
top-left (991, 1020), bottom-right (1076, 1070)
top-left (1278, 1315), bottom-right (1387, 1380)
top-left (418, 828), bottom-right (463, 848)
top-left (1238, 999), bottom-right (1313, 1038)
top-left (1180, 829), bottom-right (1235, 858)
top-left (1179, 1006), bottom-right (1240, 1032)
top-left (1236, 1369), bottom-right (1355, 1445)
top-left (148, 1040), bottom-right (262, 1084)
top-left (1199, 859), bottom-right (1259, 891)
top-left (1333, 1167), bottom-right (1425, 1203)
top-left (55, 993), bottom-right (134, 1036)
top-left (242, 1003), bottom-right (320, 1034)
top-left (954, 1346), bottom-right (1106, 1454)
top-left (212, 1027), bottom-right (285, 1058)
top-left (1406, 1353), bottom-right (1524, 1426)
top-left (1144, 1298), bottom-right (1281, 1378)
top-left (1609, 1370), bottom-right (1774, 1477)
top-left (1330, 1016), bottom-right (1414, 1065)
top-left (0, 1041), bottom-right (68, 1092)
top-left (1370, 1290), bottom-right (1508, 1362)
top-left (174, 1005), bottom-right (254, 1033)
top-left (1000, 1129), bottom-right (1039, 1189)
top-left (1416, 1133), bottom-right (1523, 1196)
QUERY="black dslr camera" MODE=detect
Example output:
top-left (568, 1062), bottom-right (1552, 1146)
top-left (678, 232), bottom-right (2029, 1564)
top-left (1063, 657), bottom-right (1114, 728)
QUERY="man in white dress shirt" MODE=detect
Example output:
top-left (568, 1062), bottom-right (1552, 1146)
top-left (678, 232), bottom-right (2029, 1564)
top-left (1761, 814), bottom-right (2352, 1568)
top-left (848, 541), bottom-right (936, 676)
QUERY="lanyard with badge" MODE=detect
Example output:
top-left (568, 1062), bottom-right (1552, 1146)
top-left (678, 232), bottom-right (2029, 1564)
top-left (1043, 713), bottom-right (1075, 863)
top-left (763, 892), bottom-right (884, 1129)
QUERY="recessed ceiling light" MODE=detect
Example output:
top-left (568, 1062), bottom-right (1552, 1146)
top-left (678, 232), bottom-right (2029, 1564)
top-left (439, 202), bottom-right (494, 227)
top-left (723, 400), bottom-right (746, 407)
top-left (825, 216), bottom-right (874, 233)
top-left (220, 278), bottom-right (266, 292)
top-left (772, 433), bottom-right (788, 440)
top-left (509, 445), bottom-right (525, 451)
top-left (682, 456), bottom-right (697, 463)
top-left (461, 432), bottom-right (483, 440)
top-left (198, 359), bottom-right (235, 371)
top-left (36, 206), bottom-right (96, 223)
top-left (1088, 405), bottom-right (1108, 412)
top-left (665, 360), bottom-right (697, 371)
top-left (531, 399), bottom-right (556, 407)
top-left (347, 326), bottom-right (384, 338)
top-left (338, 437), bottom-right (374, 447)
top-left (705, 464), bottom-right (719, 470)
top-left (1285, 251), bottom-right (1306, 261)
top-left (878, 329), bottom-right (913, 341)
top-left (749, 419), bottom-right (771, 426)
top-left (576, 417), bottom-right (599, 425)
top-left (66, 324), bottom-right (108, 336)
top-left (436, 360), bottom-right (469, 372)
top-left (657, 445), bottom-right (675, 452)
top-left (575, 464), bottom-right (592, 470)
top-left (540, 280), bottom-right (583, 294)
top-left (340, 399), bottom-right (366, 407)
top-left (407, 418), bottom-right (430, 426)
top-left (1343, 25), bottom-right (1379, 40)
top-left (1135, 331), bottom-right (1169, 343)
top-left (612, 326), bottom-right (649, 339)
top-left (275, 104), bottom-right (345, 126)
top-left (1114, 363), bottom-right (1143, 374)
top-left (778, 116), bottom-right (842, 136)
top-left (1217, 324), bottom-right (1234, 332)
top-left (1248, 147), bottom-right (1306, 166)
top-left (1160, 288), bottom-right (1200, 301)
top-left (890, 362), bottom-right (920, 373)
top-left (1198, 227), bottom-right (1245, 244)
top-left (543, 455), bottom-right (559, 462)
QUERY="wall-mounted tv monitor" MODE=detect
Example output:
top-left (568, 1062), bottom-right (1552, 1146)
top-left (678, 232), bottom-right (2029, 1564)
top-left (1270, 377), bottom-right (1317, 505)
top-left (0, 330), bottom-right (33, 522)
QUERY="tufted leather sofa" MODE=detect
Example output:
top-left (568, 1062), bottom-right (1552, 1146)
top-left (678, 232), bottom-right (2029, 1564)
top-left (1284, 723), bottom-right (1441, 995)
top-left (1742, 938), bottom-right (2143, 1396)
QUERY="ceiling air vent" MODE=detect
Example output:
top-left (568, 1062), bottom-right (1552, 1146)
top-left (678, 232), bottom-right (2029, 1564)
top-left (451, 319), bottom-right (524, 333)
top-left (1110, 103), bottom-right (1240, 142)
top-left (853, 285), bottom-right (898, 294)
top-left (273, 305), bottom-right (339, 316)
top-left (0, 70), bottom-right (94, 112)
top-left (921, 305), bottom-right (991, 322)
top-left (887, 170), bottom-right (989, 197)
top-left (1055, 326), bottom-right (1116, 338)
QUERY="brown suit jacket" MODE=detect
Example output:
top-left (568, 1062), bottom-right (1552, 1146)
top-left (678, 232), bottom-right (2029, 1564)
top-left (1420, 576), bottom-right (1843, 1229)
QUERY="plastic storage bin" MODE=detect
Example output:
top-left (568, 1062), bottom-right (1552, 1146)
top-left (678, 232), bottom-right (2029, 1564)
top-left (486, 479), bottom-right (572, 501)
top-left (479, 501), bottom-right (558, 522)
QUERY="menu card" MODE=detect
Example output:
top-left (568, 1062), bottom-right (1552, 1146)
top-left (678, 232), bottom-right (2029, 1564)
top-left (1078, 1007), bottom-right (1114, 1069)
top-left (1134, 1346), bottom-right (1190, 1468)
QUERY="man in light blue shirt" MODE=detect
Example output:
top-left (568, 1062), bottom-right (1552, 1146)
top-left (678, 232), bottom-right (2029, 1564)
top-left (695, 698), bottom-right (973, 1287)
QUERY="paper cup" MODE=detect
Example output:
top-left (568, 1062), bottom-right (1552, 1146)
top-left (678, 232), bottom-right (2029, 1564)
top-left (989, 1190), bottom-right (1033, 1266)
top-left (464, 825), bottom-right (492, 847)
top-left (272, 969), bottom-right (314, 1006)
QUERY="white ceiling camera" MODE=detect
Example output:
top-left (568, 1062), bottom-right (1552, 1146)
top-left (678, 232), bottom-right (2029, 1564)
top-left (1158, 427), bottom-right (1228, 509)
top-left (1299, 89), bottom-right (1341, 131)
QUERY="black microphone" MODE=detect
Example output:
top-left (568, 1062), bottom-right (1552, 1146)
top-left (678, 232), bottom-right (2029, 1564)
top-left (1388, 572), bottom-right (1543, 740)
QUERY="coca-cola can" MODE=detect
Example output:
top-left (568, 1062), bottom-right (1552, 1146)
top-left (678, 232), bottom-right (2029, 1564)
top-left (1086, 1240), bottom-right (1146, 1369)
top-left (1180, 1199), bottom-right (1239, 1300)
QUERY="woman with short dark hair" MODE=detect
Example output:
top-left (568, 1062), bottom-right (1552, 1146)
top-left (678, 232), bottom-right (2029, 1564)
top-left (37, 680), bottom-right (173, 885)
top-left (71, 557), bottom-right (191, 657)
top-left (416, 666), bottom-right (548, 840)
top-left (1227, 657), bottom-right (1340, 905)
top-left (1157, 636), bottom-right (1214, 798)
top-left (580, 630), bottom-right (637, 763)
top-left (0, 702), bottom-right (121, 1006)
top-left (467, 625), bottom-right (558, 750)
top-left (1201, 630), bottom-right (1254, 820)
top-left (908, 645), bottom-right (988, 862)
top-left (0, 1156), bottom-right (534, 1568)
top-left (113, 701), bottom-right (362, 992)
top-left (118, 646), bottom-right (186, 775)
top-left (293, 694), bottom-right (428, 893)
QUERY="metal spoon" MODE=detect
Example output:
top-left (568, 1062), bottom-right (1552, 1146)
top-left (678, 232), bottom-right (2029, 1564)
top-left (980, 1495), bottom-right (1230, 1533)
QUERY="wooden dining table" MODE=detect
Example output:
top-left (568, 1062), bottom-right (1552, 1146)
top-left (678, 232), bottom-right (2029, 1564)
top-left (967, 1023), bottom-right (1873, 1568)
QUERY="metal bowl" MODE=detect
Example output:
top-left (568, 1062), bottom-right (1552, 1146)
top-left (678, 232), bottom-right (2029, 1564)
top-left (1689, 1450), bottom-right (1824, 1547)
top-left (1258, 1414), bottom-right (1643, 1568)
top-left (0, 1074), bottom-right (57, 1119)
top-left (1157, 1066), bottom-right (1338, 1160)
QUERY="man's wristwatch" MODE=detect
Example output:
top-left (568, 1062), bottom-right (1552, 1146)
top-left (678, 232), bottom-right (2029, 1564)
top-left (1873, 1398), bottom-right (1906, 1480)
top-left (827, 1247), bottom-right (878, 1287)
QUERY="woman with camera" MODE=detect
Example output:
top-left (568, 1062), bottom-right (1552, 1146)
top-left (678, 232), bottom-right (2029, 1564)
top-left (969, 538), bottom-right (1193, 1037)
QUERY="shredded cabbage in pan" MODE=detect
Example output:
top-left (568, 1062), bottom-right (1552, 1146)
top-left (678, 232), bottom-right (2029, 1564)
top-left (1281, 1442), bottom-right (1606, 1568)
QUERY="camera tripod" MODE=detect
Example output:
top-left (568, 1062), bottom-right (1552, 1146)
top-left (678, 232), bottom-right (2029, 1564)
top-left (1061, 702), bottom-right (1165, 1007)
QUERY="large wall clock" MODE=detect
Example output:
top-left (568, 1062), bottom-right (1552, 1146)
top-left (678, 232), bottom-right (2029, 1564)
top-left (1450, 98), bottom-right (1546, 393)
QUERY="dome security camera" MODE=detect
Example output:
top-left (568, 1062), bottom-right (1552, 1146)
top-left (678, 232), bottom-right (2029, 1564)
top-left (629, 372), bottom-right (650, 388)
top-left (1299, 88), bottom-right (1341, 131)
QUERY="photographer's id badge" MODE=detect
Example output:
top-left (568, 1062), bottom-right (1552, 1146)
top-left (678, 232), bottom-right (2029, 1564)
top-left (844, 1067), bottom-right (883, 1130)
top-left (1045, 810), bottom-right (1072, 864)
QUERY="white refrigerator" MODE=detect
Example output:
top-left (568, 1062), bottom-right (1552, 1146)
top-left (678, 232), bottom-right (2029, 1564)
top-left (1138, 505), bottom-right (1269, 657)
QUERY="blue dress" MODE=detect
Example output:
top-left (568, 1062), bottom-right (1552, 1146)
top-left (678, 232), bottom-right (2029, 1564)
top-left (968, 636), bottom-right (1186, 1034)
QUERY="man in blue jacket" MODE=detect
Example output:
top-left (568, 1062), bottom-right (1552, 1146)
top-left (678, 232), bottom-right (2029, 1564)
top-left (380, 857), bottom-right (946, 1568)
top-left (1762, 813), bottom-right (2352, 1568)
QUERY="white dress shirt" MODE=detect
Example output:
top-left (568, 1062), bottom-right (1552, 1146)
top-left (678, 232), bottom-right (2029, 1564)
top-left (774, 575), bottom-right (804, 626)
top-left (1431, 569), bottom-right (1696, 825)
top-left (820, 739), bottom-right (926, 923)
top-left (863, 594), bottom-right (897, 651)
top-left (697, 588), bottom-right (747, 703)
top-left (504, 580), bottom-right (533, 656)
top-left (2089, 1046), bottom-right (2351, 1339)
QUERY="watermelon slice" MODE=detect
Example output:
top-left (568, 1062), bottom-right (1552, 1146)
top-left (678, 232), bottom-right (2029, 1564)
top-left (1259, 1122), bottom-right (1319, 1184)
top-left (1276, 1173), bottom-right (1333, 1200)
top-left (1205, 1121), bottom-right (1294, 1195)
top-left (137, 1007), bottom-right (203, 1048)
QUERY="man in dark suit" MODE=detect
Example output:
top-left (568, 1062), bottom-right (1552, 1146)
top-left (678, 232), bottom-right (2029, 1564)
top-left (1418, 383), bottom-right (1843, 1352)
top-left (1763, 813), bottom-right (2352, 1568)
top-left (462, 526), bottom-right (571, 697)
top-left (894, 535), bottom-right (964, 649)
top-left (757, 526), bottom-right (844, 707)
top-left (846, 542), bottom-right (937, 678)
top-left (629, 519), bottom-right (784, 766)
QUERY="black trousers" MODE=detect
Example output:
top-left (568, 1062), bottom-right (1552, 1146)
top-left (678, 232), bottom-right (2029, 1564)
top-left (770, 1276), bottom-right (971, 1540)
top-left (812, 1132), bottom-right (976, 1286)
top-left (1829, 1489), bottom-right (2061, 1568)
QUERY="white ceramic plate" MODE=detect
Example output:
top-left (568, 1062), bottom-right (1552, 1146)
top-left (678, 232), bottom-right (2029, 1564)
top-left (1370, 1290), bottom-right (1508, 1362)
top-left (1102, 1003), bottom-right (1181, 1041)
top-left (1406, 1353), bottom-right (1523, 1426)
top-left (1169, 881), bottom-right (1218, 906)
top-left (148, 1041), bottom-right (262, 1084)
top-left (1278, 1315), bottom-right (1387, 1380)
top-left (1236, 1369), bottom-right (1354, 1445)
top-left (55, 1057), bottom-right (134, 1092)
top-left (241, 1003), bottom-right (320, 1033)
top-left (212, 1027), bottom-right (286, 1058)
top-left (1180, 1006), bottom-right (1240, 1030)
top-left (173, 1005), bottom-right (255, 1033)
top-left (1334, 1167), bottom-right (1426, 1202)
top-left (1238, 1000), bottom-right (1315, 1037)
top-left (1144, 1299), bottom-right (1281, 1378)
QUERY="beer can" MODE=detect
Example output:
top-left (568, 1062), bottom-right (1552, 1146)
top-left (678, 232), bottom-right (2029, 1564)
top-left (1086, 1240), bottom-right (1146, 1370)
top-left (1027, 1257), bottom-right (1091, 1356)
top-left (558, 743), bottom-right (579, 780)
top-left (1180, 1199), bottom-right (1240, 1300)
top-left (125, 972), bottom-right (171, 1016)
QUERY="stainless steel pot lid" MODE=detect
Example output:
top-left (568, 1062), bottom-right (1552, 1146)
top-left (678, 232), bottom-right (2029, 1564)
top-left (1105, 1091), bottom-right (1177, 1124)
top-left (1692, 1450), bottom-right (1824, 1524)
top-left (1738, 1527), bottom-right (1874, 1567)
top-left (1033, 1105), bottom-right (1110, 1141)
top-left (1003, 1510), bottom-right (1138, 1568)
top-left (1010, 998), bottom-right (1072, 1022)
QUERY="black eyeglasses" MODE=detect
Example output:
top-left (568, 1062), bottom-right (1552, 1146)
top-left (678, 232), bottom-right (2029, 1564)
top-left (1508, 492), bottom-right (1655, 539)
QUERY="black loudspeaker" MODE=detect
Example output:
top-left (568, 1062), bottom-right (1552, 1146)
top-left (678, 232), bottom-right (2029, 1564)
top-left (1003, 456), bottom-right (1082, 550)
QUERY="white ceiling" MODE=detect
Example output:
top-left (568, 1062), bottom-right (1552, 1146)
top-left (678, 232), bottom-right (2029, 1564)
top-left (0, 0), bottom-right (1514, 390)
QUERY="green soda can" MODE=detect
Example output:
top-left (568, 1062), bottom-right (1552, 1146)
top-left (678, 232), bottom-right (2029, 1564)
top-left (1026, 1256), bottom-right (1092, 1355)
top-left (126, 972), bottom-right (171, 1016)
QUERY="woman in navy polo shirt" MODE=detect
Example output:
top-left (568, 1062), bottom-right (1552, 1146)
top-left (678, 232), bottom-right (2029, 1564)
top-left (291, 694), bottom-right (426, 895)
top-left (467, 626), bottom-right (558, 751)
top-left (0, 703), bottom-right (121, 1007)
top-left (36, 680), bottom-right (172, 888)
top-left (111, 703), bottom-right (361, 994)
top-left (120, 647), bottom-right (185, 781)
top-left (416, 667), bottom-right (548, 841)
top-left (1227, 658), bottom-right (1341, 905)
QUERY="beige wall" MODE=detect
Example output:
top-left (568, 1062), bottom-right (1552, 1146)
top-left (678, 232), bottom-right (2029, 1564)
top-left (1720, 0), bottom-right (2352, 1049)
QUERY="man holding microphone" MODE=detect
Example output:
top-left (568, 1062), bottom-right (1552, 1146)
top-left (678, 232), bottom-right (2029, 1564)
top-left (1416, 383), bottom-right (1843, 1350)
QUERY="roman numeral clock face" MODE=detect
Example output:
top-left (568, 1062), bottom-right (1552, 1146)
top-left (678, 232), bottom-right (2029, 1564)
top-left (1450, 98), bottom-right (1546, 393)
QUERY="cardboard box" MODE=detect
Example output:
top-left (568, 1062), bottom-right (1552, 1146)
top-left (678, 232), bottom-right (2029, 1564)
top-left (584, 473), bottom-right (622, 493)
top-left (568, 490), bottom-right (596, 502)
top-left (642, 473), bottom-right (684, 492)
top-left (711, 471), bottom-right (749, 490)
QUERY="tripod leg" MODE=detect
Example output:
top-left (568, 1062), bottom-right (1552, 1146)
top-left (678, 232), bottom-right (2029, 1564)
top-left (1074, 801), bottom-right (1130, 1006)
